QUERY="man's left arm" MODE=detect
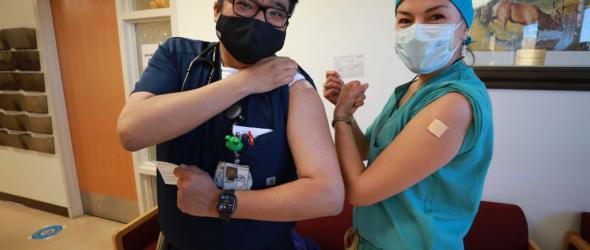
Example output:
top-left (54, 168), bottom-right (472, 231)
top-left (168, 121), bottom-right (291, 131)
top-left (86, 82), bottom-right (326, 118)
top-left (175, 80), bottom-right (345, 222)
top-left (232, 80), bottom-right (344, 221)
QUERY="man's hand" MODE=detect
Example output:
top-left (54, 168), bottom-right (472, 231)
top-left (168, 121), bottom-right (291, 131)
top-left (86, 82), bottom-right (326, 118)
top-left (174, 165), bottom-right (221, 217)
top-left (234, 56), bottom-right (298, 94)
top-left (334, 81), bottom-right (369, 117)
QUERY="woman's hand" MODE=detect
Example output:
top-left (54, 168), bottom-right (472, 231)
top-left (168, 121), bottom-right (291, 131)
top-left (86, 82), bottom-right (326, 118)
top-left (334, 81), bottom-right (369, 117)
top-left (323, 70), bottom-right (345, 105)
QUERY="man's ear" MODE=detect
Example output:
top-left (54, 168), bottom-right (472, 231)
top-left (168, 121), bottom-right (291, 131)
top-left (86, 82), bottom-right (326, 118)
top-left (213, 2), bottom-right (221, 22)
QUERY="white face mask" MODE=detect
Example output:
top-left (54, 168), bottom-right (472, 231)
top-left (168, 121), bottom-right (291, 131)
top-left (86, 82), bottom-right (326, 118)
top-left (395, 22), bottom-right (463, 75)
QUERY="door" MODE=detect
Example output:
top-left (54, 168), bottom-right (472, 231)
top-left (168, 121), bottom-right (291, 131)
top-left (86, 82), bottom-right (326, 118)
top-left (51, 0), bottom-right (138, 222)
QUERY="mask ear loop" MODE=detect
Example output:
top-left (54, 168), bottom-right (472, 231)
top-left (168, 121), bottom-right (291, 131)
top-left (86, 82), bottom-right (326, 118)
top-left (461, 39), bottom-right (467, 56)
top-left (454, 21), bottom-right (469, 56)
top-left (451, 21), bottom-right (466, 56)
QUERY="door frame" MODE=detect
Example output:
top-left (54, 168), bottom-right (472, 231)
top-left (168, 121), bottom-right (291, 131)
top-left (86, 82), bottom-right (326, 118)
top-left (34, 0), bottom-right (82, 218)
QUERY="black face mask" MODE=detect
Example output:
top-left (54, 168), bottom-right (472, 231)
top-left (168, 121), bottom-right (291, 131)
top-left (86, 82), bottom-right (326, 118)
top-left (216, 15), bottom-right (286, 65)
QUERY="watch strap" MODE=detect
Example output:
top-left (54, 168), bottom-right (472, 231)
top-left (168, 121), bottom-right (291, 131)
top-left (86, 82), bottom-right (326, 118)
top-left (332, 116), bottom-right (355, 127)
top-left (218, 189), bottom-right (236, 224)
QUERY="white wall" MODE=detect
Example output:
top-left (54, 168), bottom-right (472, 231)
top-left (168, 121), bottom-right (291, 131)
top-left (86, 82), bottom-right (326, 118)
top-left (484, 89), bottom-right (590, 250)
top-left (1, 0), bottom-right (37, 29)
top-left (175, 0), bottom-right (218, 42)
top-left (282, 0), bottom-right (412, 129)
top-left (175, 0), bottom-right (413, 127)
top-left (0, 0), bottom-right (68, 207)
top-left (175, 1), bottom-right (590, 249)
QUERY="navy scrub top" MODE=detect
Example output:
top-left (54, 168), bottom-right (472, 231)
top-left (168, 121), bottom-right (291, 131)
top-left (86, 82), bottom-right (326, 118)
top-left (132, 37), bottom-right (315, 250)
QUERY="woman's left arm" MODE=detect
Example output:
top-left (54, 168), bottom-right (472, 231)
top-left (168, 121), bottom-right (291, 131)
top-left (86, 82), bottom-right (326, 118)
top-left (335, 89), bottom-right (473, 206)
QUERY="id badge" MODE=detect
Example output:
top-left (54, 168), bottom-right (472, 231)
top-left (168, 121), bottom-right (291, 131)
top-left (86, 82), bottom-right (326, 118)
top-left (214, 162), bottom-right (253, 191)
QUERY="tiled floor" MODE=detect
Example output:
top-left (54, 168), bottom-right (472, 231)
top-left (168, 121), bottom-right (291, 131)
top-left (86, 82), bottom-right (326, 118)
top-left (0, 200), bottom-right (124, 250)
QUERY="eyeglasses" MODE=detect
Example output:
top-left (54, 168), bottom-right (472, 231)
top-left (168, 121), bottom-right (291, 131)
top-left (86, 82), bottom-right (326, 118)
top-left (228, 0), bottom-right (291, 29)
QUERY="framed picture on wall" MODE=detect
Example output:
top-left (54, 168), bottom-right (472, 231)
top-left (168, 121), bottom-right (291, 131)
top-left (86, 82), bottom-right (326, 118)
top-left (469, 0), bottom-right (590, 90)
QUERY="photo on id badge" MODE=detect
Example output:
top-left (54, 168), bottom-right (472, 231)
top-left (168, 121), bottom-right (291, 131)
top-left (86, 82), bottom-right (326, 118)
top-left (215, 162), bottom-right (253, 191)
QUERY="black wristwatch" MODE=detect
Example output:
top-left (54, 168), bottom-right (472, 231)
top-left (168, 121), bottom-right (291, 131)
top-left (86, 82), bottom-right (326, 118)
top-left (217, 189), bottom-right (237, 224)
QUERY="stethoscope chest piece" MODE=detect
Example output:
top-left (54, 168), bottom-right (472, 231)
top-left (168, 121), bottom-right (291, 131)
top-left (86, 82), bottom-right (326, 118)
top-left (225, 105), bottom-right (243, 121)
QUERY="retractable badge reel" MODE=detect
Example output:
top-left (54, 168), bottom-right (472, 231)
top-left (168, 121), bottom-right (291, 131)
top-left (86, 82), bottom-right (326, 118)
top-left (225, 105), bottom-right (245, 164)
top-left (214, 105), bottom-right (254, 191)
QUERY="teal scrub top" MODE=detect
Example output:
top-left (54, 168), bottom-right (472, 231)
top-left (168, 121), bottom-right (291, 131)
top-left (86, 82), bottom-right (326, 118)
top-left (355, 60), bottom-right (494, 250)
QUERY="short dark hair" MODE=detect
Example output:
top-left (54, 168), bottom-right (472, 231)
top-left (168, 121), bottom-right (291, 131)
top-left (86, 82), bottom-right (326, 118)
top-left (217, 0), bottom-right (299, 14)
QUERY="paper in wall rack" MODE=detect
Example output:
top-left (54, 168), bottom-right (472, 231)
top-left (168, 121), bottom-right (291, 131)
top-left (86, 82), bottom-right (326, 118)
top-left (0, 50), bottom-right (41, 71)
top-left (0, 36), bottom-right (7, 50)
top-left (0, 50), bottom-right (15, 71)
top-left (0, 72), bottom-right (45, 92)
top-left (0, 28), bottom-right (51, 154)
top-left (0, 28), bottom-right (37, 50)
top-left (0, 110), bottom-right (52, 134)
top-left (0, 91), bottom-right (48, 113)
top-left (0, 128), bottom-right (54, 154)
top-left (0, 27), bottom-right (40, 71)
top-left (11, 50), bottom-right (41, 71)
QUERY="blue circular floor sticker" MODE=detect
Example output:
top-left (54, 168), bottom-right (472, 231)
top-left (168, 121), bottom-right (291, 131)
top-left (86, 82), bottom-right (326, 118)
top-left (30, 225), bottom-right (64, 240)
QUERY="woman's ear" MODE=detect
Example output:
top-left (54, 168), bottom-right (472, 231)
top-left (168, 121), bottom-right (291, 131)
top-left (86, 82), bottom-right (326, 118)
top-left (461, 24), bottom-right (469, 41)
top-left (461, 23), bottom-right (469, 41)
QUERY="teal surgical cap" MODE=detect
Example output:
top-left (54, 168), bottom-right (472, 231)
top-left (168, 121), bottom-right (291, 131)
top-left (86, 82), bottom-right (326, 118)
top-left (395, 0), bottom-right (474, 28)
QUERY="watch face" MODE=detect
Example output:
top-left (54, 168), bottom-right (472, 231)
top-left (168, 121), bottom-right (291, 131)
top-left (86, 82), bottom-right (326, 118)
top-left (218, 193), bottom-right (236, 213)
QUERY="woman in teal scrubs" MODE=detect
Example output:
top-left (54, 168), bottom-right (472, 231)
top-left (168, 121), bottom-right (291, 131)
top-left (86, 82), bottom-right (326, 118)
top-left (323, 0), bottom-right (493, 249)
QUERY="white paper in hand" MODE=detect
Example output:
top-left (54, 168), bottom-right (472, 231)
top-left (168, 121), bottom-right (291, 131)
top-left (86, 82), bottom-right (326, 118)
top-left (156, 161), bottom-right (179, 185)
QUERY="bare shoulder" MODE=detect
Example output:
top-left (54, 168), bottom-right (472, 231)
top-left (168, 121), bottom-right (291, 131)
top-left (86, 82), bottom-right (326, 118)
top-left (287, 80), bottom-right (328, 128)
top-left (288, 80), bottom-right (322, 105)
top-left (289, 80), bottom-right (316, 93)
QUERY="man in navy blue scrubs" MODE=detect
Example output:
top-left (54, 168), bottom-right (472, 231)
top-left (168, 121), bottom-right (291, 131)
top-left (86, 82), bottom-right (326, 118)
top-left (117, 0), bottom-right (344, 249)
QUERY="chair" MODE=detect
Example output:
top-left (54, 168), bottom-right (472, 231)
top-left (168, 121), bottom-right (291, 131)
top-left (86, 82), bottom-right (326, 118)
top-left (563, 212), bottom-right (590, 250)
top-left (113, 204), bottom-right (352, 250)
top-left (297, 201), bottom-right (540, 250)
top-left (113, 207), bottom-right (160, 250)
top-left (464, 201), bottom-right (540, 250)
top-left (113, 201), bottom-right (541, 250)
top-left (295, 203), bottom-right (353, 250)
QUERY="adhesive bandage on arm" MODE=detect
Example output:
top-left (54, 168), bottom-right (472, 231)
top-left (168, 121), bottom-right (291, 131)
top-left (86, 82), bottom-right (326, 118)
top-left (289, 72), bottom-right (313, 89)
top-left (427, 119), bottom-right (449, 138)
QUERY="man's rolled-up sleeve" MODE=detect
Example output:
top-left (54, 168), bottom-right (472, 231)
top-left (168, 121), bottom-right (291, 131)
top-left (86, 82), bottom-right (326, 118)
top-left (132, 40), bottom-right (181, 95)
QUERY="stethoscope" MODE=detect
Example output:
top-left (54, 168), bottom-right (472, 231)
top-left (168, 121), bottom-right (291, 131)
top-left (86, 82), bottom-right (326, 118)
top-left (180, 42), bottom-right (245, 122)
top-left (180, 42), bottom-right (219, 91)
top-left (179, 43), bottom-right (247, 167)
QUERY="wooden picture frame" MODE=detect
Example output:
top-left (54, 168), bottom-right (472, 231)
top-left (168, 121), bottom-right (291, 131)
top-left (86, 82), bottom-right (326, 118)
top-left (474, 66), bottom-right (590, 91)
top-left (470, 0), bottom-right (590, 90)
